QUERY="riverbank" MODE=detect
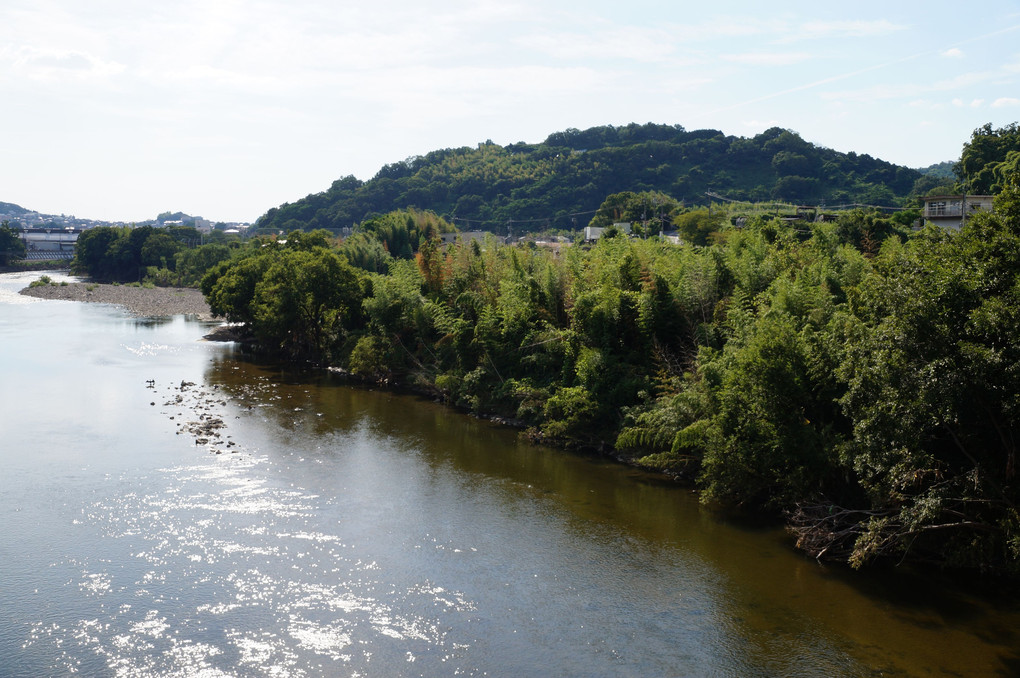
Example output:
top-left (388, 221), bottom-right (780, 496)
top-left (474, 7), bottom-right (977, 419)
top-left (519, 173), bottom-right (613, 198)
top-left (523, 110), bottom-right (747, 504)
top-left (19, 280), bottom-right (216, 320)
top-left (0, 260), bottom-right (73, 274)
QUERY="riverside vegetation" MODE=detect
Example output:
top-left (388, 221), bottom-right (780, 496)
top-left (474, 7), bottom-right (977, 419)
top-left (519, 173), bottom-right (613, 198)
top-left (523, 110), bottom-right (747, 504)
top-left (65, 123), bottom-right (1020, 575)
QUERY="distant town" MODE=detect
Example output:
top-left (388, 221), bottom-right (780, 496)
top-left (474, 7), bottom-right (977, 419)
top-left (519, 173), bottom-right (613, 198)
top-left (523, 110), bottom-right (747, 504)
top-left (0, 201), bottom-right (252, 259)
top-left (0, 200), bottom-right (251, 232)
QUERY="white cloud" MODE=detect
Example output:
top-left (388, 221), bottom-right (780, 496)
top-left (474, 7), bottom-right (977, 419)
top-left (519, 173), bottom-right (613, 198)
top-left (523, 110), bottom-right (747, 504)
top-left (792, 19), bottom-right (907, 40)
top-left (941, 48), bottom-right (964, 58)
top-left (666, 15), bottom-right (780, 42)
top-left (992, 97), bottom-right (1020, 107)
top-left (971, 98), bottom-right (985, 107)
top-left (721, 52), bottom-right (811, 66)
top-left (824, 69), bottom-right (1004, 104)
top-left (1, 45), bottom-right (125, 83)
top-left (517, 28), bottom-right (680, 63)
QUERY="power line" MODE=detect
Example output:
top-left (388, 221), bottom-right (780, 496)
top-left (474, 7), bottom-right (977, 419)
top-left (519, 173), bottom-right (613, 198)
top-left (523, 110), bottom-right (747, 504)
top-left (450, 208), bottom-right (599, 230)
top-left (704, 191), bottom-right (911, 212)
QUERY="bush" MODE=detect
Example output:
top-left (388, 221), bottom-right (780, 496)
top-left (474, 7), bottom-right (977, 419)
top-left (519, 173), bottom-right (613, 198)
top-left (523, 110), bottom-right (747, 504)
top-left (348, 335), bottom-right (389, 379)
top-left (541, 385), bottom-right (600, 442)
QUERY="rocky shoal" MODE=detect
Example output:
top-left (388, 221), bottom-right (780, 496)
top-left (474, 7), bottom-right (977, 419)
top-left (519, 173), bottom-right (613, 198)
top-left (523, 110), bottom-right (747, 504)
top-left (20, 281), bottom-right (215, 320)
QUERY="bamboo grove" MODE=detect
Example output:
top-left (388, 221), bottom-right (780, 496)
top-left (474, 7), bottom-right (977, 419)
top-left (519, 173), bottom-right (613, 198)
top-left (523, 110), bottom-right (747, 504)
top-left (195, 183), bottom-right (1020, 576)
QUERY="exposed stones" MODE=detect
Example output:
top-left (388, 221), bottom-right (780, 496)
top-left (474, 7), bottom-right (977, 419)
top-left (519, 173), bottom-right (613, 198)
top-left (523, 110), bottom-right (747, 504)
top-left (150, 377), bottom-right (247, 457)
top-left (19, 282), bottom-right (215, 320)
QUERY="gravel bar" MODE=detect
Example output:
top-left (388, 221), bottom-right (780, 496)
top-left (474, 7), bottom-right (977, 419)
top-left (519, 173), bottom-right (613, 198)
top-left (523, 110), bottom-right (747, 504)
top-left (20, 282), bottom-right (216, 320)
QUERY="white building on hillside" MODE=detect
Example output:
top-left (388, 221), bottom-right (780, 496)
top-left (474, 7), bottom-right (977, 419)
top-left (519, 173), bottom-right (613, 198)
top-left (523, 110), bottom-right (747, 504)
top-left (921, 194), bottom-right (994, 230)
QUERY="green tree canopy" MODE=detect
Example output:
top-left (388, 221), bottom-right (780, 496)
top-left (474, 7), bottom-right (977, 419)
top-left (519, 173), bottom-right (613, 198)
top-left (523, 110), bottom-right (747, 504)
top-left (0, 221), bottom-right (26, 266)
top-left (254, 124), bottom-right (921, 235)
top-left (588, 191), bottom-right (681, 235)
top-left (673, 209), bottom-right (725, 246)
top-left (73, 226), bottom-right (190, 282)
top-left (956, 122), bottom-right (1020, 194)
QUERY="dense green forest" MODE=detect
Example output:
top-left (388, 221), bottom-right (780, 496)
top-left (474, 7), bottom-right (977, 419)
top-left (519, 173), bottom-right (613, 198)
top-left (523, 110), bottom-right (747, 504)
top-left (256, 123), bottom-right (923, 235)
top-left (195, 176), bottom-right (1020, 574)
top-left (71, 224), bottom-right (243, 285)
top-left (64, 122), bottom-right (1020, 575)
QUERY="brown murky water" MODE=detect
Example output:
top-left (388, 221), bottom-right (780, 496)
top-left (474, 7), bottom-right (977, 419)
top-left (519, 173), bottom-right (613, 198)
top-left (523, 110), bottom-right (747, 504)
top-left (2, 271), bottom-right (1018, 677)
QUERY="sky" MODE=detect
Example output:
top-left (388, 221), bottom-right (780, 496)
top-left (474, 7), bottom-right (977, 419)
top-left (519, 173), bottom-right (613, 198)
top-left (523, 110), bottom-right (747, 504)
top-left (2, 0), bottom-right (1020, 224)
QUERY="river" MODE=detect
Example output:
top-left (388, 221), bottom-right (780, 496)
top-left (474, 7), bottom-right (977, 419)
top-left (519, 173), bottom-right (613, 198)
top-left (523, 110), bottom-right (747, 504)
top-left (1, 270), bottom-right (1018, 677)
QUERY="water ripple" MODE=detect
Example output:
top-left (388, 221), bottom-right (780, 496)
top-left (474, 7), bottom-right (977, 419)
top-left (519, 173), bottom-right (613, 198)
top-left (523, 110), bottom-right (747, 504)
top-left (25, 444), bottom-right (478, 676)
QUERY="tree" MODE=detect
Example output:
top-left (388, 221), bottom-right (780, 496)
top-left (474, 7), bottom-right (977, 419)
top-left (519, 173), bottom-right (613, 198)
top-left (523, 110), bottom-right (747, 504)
top-left (283, 228), bottom-right (334, 251)
top-left (174, 243), bottom-right (235, 287)
top-left (202, 249), bottom-right (278, 325)
top-left (771, 151), bottom-right (812, 176)
top-left (697, 312), bottom-right (839, 508)
top-left (956, 122), bottom-right (1020, 194)
top-left (541, 385), bottom-right (601, 443)
top-left (772, 175), bottom-right (820, 202)
top-left (340, 232), bottom-right (392, 273)
top-left (73, 226), bottom-right (125, 280)
top-left (250, 249), bottom-right (367, 358)
top-left (673, 209), bottom-right (724, 246)
top-left (589, 191), bottom-right (680, 234)
top-left (73, 225), bottom-right (187, 281)
top-left (0, 221), bottom-right (26, 266)
top-left (834, 182), bottom-right (1020, 571)
top-left (164, 224), bottom-right (201, 244)
top-left (140, 232), bottom-right (182, 271)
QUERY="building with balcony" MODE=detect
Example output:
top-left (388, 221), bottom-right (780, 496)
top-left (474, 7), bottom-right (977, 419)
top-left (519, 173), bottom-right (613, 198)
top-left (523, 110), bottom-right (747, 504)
top-left (921, 194), bottom-right (994, 230)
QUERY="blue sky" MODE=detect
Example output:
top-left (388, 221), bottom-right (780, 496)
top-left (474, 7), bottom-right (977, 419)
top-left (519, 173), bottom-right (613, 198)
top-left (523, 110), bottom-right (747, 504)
top-left (2, 0), bottom-right (1019, 223)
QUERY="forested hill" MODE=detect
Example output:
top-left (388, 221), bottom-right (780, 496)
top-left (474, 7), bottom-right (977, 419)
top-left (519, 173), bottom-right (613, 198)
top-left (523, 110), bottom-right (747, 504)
top-left (257, 123), bottom-right (923, 234)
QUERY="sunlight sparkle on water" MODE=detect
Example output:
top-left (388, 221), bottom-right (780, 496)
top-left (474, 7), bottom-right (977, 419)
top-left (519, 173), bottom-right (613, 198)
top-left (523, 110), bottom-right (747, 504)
top-left (23, 422), bottom-right (476, 676)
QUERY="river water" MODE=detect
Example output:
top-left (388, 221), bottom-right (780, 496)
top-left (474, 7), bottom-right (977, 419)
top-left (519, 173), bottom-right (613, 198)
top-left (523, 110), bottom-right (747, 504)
top-left (1, 270), bottom-right (1018, 678)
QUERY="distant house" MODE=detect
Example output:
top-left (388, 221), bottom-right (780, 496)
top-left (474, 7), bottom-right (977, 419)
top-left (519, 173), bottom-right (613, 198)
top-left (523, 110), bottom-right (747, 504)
top-left (921, 194), bottom-right (994, 230)
top-left (795, 206), bottom-right (838, 223)
top-left (530, 237), bottom-right (572, 257)
top-left (584, 222), bottom-right (632, 242)
top-left (440, 231), bottom-right (499, 246)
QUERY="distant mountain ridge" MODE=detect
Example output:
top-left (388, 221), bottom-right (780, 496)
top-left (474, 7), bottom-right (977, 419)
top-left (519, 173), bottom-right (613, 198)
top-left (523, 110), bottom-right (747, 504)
top-left (0, 201), bottom-right (31, 216)
top-left (918, 161), bottom-right (957, 179)
top-left (257, 123), bottom-right (934, 234)
top-left (0, 201), bottom-right (117, 229)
